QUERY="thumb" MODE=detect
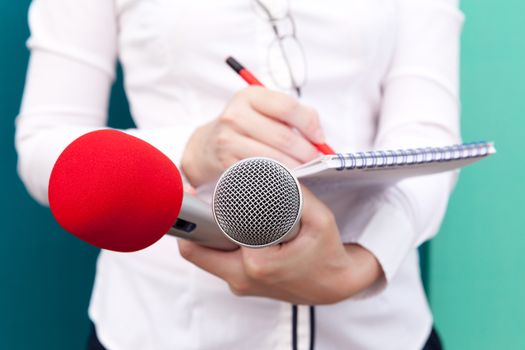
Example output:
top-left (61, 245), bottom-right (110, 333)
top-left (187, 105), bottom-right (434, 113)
top-left (299, 185), bottom-right (332, 227)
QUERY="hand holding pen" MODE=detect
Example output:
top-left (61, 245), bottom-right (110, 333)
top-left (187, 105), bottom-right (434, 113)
top-left (226, 56), bottom-right (335, 155)
top-left (181, 67), bottom-right (329, 186)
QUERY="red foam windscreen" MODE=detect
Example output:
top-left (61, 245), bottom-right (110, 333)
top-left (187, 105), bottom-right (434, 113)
top-left (48, 130), bottom-right (184, 252)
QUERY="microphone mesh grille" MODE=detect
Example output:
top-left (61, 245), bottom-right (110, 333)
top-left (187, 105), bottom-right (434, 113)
top-left (213, 158), bottom-right (301, 247)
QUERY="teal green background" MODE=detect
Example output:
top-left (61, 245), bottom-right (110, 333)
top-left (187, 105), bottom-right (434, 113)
top-left (429, 1), bottom-right (525, 349)
top-left (0, 2), bottom-right (96, 349)
top-left (0, 1), bottom-right (523, 349)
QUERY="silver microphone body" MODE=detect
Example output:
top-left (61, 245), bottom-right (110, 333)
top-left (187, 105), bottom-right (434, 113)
top-left (213, 158), bottom-right (303, 248)
top-left (167, 194), bottom-right (238, 250)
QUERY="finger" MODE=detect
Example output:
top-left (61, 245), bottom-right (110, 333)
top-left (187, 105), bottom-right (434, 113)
top-left (298, 186), bottom-right (334, 228)
top-left (177, 240), bottom-right (243, 281)
top-left (230, 107), bottom-right (320, 163)
top-left (229, 133), bottom-right (302, 169)
top-left (272, 187), bottom-right (338, 258)
top-left (240, 244), bottom-right (282, 277)
top-left (245, 87), bottom-right (325, 143)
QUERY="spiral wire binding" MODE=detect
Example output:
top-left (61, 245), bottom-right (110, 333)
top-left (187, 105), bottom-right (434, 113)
top-left (335, 142), bottom-right (491, 171)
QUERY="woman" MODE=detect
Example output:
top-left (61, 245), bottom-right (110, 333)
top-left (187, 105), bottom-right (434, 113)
top-left (16, 0), bottom-right (462, 349)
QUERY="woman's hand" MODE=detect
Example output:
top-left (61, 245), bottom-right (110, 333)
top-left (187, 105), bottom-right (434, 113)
top-left (178, 187), bottom-right (383, 305)
top-left (181, 86), bottom-right (325, 187)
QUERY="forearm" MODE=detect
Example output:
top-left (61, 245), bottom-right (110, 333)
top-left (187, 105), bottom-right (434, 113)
top-left (16, 48), bottom-right (194, 205)
top-left (348, 0), bottom-right (463, 287)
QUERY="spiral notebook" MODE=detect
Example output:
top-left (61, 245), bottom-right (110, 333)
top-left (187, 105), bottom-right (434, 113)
top-left (294, 141), bottom-right (495, 186)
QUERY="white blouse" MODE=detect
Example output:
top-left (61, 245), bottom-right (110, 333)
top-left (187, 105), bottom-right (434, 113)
top-left (16, 0), bottom-right (464, 349)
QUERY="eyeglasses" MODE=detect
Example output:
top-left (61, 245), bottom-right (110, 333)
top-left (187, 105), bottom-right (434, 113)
top-left (252, 0), bottom-right (307, 97)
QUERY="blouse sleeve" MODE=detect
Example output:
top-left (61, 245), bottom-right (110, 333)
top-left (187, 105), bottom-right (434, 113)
top-left (15, 0), bottom-right (194, 205)
top-left (350, 0), bottom-right (464, 286)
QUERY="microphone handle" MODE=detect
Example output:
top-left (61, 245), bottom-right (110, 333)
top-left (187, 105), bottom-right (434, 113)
top-left (167, 194), bottom-right (238, 251)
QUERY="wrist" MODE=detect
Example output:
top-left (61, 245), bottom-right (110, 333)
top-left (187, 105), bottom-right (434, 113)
top-left (341, 244), bottom-right (384, 298)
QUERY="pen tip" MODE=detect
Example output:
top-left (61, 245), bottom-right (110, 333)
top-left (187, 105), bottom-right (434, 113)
top-left (225, 56), bottom-right (244, 73)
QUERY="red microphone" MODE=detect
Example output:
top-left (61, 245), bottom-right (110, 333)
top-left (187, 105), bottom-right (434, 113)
top-left (48, 129), bottom-right (237, 252)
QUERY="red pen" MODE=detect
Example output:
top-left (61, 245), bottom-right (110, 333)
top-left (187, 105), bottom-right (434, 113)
top-left (225, 56), bottom-right (336, 155)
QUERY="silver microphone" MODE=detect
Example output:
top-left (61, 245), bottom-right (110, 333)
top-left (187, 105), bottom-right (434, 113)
top-left (167, 194), bottom-right (238, 251)
top-left (213, 158), bottom-right (303, 248)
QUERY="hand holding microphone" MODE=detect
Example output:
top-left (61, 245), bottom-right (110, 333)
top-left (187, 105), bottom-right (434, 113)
top-left (179, 183), bottom-right (383, 305)
top-left (180, 158), bottom-right (382, 304)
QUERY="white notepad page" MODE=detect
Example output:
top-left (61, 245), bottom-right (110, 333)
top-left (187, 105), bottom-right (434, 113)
top-left (293, 142), bottom-right (496, 187)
